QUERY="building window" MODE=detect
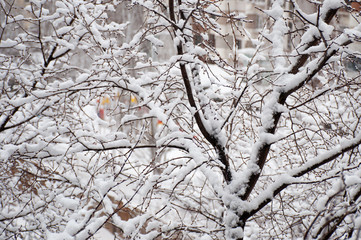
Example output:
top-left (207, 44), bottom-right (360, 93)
top-left (245, 40), bottom-right (254, 48)
top-left (247, 14), bottom-right (264, 29)
top-left (194, 33), bottom-right (215, 48)
top-left (194, 34), bottom-right (202, 46)
top-left (208, 34), bottom-right (215, 48)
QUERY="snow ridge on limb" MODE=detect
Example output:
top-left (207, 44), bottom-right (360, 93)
top-left (240, 131), bottom-right (361, 221)
top-left (168, 0), bottom-right (232, 184)
top-left (2, 0), bottom-right (361, 239)
top-left (237, 0), bottom-right (354, 203)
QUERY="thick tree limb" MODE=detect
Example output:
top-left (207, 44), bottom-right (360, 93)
top-left (239, 5), bottom-right (344, 201)
top-left (240, 132), bottom-right (361, 222)
top-left (168, 0), bottom-right (232, 183)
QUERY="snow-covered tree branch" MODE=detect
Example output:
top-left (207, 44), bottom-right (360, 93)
top-left (1, 0), bottom-right (361, 239)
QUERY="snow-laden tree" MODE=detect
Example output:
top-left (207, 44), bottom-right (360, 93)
top-left (1, 0), bottom-right (361, 239)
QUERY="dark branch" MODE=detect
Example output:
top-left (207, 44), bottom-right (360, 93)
top-left (168, 0), bottom-right (232, 183)
top-left (239, 6), bottom-right (345, 201)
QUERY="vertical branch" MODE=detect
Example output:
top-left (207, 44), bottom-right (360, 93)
top-left (168, 0), bottom-right (232, 183)
top-left (239, 5), bottom-right (341, 201)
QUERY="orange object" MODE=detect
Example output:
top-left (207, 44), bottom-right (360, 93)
top-left (101, 97), bottom-right (110, 105)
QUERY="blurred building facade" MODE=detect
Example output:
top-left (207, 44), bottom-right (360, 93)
top-left (214, 0), bottom-right (360, 64)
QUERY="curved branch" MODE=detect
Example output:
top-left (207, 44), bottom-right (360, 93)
top-left (168, 0), bottom-right (232, 183)
top-left (239, 4), bottom-right (348, 201)
top-left (240, 132), bottom-right (361, 222)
